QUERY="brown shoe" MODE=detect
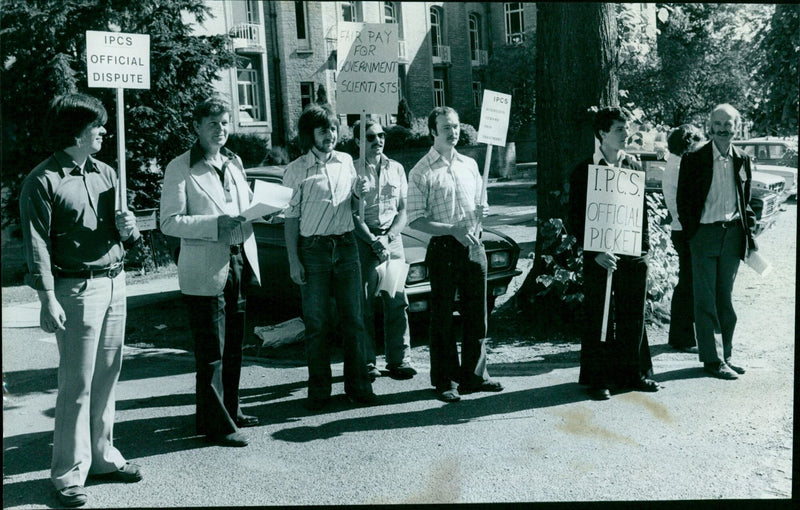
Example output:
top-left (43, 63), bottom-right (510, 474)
top-left (57, 486), bottom-right (87, 507)
top-left (704, 362), bottom-right (738, 380)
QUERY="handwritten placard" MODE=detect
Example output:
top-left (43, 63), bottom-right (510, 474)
top-left (477, 89), bottom-right (512, 146)
top-left (336, 22), bottom-right (399, 114)
top-left (86, 31), bottom-right (150, 89)
top-left (583, 165), bottom-right (646, 256)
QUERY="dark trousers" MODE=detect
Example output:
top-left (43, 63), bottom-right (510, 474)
top-left (579, 253), bottom-right (653, 388)
top-left (426, 236), bottom-right (490, 391)
top-left (184, 247), bottom-right (250, 436)
top-left (299, 231), bottom-right (373, 400)
top-left (689, 223), bottom-right (744, 364)
top-left (668, 230), bottom-right (697, 349)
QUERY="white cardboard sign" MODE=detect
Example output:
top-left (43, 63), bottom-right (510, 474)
top-left (86, 31), bottom-right (150, 89)
top-left (336, 22), bottom-right (398, 114)
top-left (477, 89), bottom-right (512, 146)
top-left (583, 164), bottom-right (646, 256)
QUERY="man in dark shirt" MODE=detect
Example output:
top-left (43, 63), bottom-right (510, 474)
top-left (567, 107), bottom-right (658, 401)
top-left (19, 93), bottom-right (142, 508)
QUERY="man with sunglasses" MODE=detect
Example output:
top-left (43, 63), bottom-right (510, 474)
top-left (352, 119), bottom-right (417, 382)
top-left (160, 98), bottom-right (261, 446)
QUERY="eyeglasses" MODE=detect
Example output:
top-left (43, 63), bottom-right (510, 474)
top-left (366, 132), bottom-right (385, 142)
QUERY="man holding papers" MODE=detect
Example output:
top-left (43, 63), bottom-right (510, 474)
top-left (352, 119), bottom-right (417, 382)
top-left (567, 107), bottom-right (657, 401)
top-left (160, 98), bottom-right (261, 446)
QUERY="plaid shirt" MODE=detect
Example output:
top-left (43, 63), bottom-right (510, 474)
top-left (283, 150), bottom-right (357, 237)
top-left (353, 155), bottom-right (407, 230)
top-left (407, 147), bottom-right (487, 230)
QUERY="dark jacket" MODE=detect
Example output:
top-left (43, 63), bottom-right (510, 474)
top-left (676, 141), bottom-right (757, 258)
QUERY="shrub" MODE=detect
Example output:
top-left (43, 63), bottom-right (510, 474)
top-left (397, 98), bottom-right (414, 128)
top-left (225, 133), bottom-right (270, 168)
top-left (644, 192), bottom-right (679, 324)
top-left (458, 123), bottom-right (479, 146)
top-left (262, 146), bottom-right (290, 165)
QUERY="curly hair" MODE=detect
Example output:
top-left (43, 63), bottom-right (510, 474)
top-left (667, 124), bottom-right (703, 156)
top-left (592, 107), bottom-right (629, 142)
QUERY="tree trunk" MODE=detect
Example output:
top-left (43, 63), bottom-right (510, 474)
top-left (517, 3), bottom-right (619, 314)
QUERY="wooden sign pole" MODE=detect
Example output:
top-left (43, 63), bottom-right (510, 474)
top-left (358, 109), bottom-right (367, 218)
top-left (116, 88), bottom-right (127, 212)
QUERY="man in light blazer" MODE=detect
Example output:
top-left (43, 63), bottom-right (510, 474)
top-left (676, 103), bottom-right (757, 380)
top-left (160, 98), bottom-right (261, 446)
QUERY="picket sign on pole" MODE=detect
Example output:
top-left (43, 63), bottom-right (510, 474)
top-left (358, 109), bottom-right (367, 219)
top-left (85, 30), bottom-right (150, 213)
top-left (475, 89), bottom-right (512, 237)
top-left (582, 161), bottom-right (646, 342)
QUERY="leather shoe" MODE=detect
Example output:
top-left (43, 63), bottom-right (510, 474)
top-left (679, 346), bottom-right (699, 354)
top-left (704, 362), bottom-right (738, 380)
top-left (436, 388), bottom-right (461, 403)
top-left (631, 377), bottom-right (659, 392)
top-left (367, 365), bottom-right (381, 382)
top-left (57, 486), bottom-right (87, 507)
top-left (303, 397), bottom-right (330, 412)
top-left (206, 431), bottom-right (248, 447)
top-left (90, 461), bottom-right (143, 483)
top-left (348, 392), bottom-right (378, 405)
top-left (235, 414), bottom-right (259, 428)
top-left (725, 360), bottom-right (746, 375)
top-left (587, 386), bottom-right (611, 400)
top-left (459, 380), bottom-right (504, 394)
top-left (387, 365), bottom-right (417, 380)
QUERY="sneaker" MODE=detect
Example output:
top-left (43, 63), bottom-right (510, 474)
top-left (90, 461), bottom-right (143, 483)
top-left (57, 486), bottom-right (87, 507)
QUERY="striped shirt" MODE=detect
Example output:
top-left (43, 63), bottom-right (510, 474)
top-left (353, 155), bottom-right (407, 230)
top-left (407, 147), bottom-right (487, 230)
top-left (283, 149), bottom-right (357, 237)
top-left (700, 142), bottom-right (740, 224)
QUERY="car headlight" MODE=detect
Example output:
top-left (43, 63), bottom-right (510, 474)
top-left (406, 263), bottom-right (427, 284)
top-left (489, 251), bottom-right (510, 269)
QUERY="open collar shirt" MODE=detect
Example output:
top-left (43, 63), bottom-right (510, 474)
top-left (700, 142), bottom-right (740, 224)
top-left (19, 150), bottom-right (138, 291)
top-left (406, 147), bottom-right (487, 231)
top-left (283, 149), bottom-right (357, 237)
top-left (188, 143), bottom-right (245, 245)
top-left (353, 154), bottom-right (407, 230)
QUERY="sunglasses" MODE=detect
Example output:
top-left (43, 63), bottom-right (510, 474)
top-left (366, 132), bottom-right (385, 142)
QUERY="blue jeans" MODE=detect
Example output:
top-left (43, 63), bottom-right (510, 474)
top-left (299, 231), bottom-right (373, 399)
top-left (356, 235), bottom-right (412, 369)
top-left (426, 235), bottom-right (490, 391)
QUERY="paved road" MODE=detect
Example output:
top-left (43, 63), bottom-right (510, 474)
top-left (2, 189), bottom-right (794, 507)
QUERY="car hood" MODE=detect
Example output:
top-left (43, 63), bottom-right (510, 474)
top-left (401, 227), bottom-right (518, 265)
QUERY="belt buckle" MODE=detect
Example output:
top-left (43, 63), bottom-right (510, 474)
top-left (107, 263), bottom-right (123, 278)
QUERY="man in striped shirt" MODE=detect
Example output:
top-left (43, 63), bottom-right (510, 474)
top-left (283, 104), bottom-right (376, 411)
top-left (407, 106), bottom-right (504, 403)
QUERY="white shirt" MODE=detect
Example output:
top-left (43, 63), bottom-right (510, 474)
top-left (662, 154), bottom-right (682, 231)
top-left (700, 142), bottom-right (740, 224)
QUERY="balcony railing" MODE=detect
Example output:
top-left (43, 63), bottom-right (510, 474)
top-left (432, 45), bottom-right (450, 64)
top-left (230, 23), bottom-right (264, 53)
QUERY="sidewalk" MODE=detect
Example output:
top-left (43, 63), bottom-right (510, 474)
top-left (1, 275), bottom-right (180, 329)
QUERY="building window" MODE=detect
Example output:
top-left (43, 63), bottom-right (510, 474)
top-left (300, 82), bottom-right (315, 110)
top-left (473, 82), bottom-right (482, 108)
top-left (295, 2), bottom-right (309, 44)
top-left (245, 0), bottom-right (260, 24)
top-left (237, 57), bottom-right (266, 122)
top-left (341, 1), bottom-right (362, 22)
top-left (384, 1), bottom-right (403, 40)
top-left (430, 7), bottom-right (442, 58)
top-left (504, 2), bottom-right (524, 44)
top-left (469, 14), bottom-right (481, 62)
top-left (433, 78), bottom-right (445, 107)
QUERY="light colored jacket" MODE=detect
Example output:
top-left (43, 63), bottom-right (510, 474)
top-left (160, 145), bottom-right (260, 296)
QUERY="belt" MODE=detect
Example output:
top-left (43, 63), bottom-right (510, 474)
top-left (368, 226), bottom-right (389, 236)
top-left (230, 243), bottom-right (243, 254)
top-left (707, 219), bottom-right (740, 229)
top-left (55, 262), bottom-right (123, 279)
top-left (303, 232), bottom-right (350, 241)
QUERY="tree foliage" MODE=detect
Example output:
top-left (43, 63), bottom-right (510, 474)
top-left (1, 0), bottom-right (237, 229)
top-left (486, 30), bottom-right (536, 140)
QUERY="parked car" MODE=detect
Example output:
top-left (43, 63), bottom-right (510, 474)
top-left (243, 165), bottom-right (522, 342)
top-left (627, 149), bottom-right (784, 237)
top-left (733, 138), bottom-right (798, 200)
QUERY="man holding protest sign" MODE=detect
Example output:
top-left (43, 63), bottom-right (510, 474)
top-left (568, 107), bottom-right (658, 401)
top-left (352, 118), bottom-right (417, 381)
top-left (407, 106), bottom-right (503, 403)
top-left (283, 103), bottom-right (376, 411)
top-left (20, 93), bottom-right (142, 507)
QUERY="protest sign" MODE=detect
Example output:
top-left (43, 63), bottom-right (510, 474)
top-left (336, 22), bottom-right (399, 114)
top-left (86, 31), bottom-right (150, 89)
top-left (583, 164), bottom-right (646, 256)
top-left (477, 90), bottom-right (512, 146)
